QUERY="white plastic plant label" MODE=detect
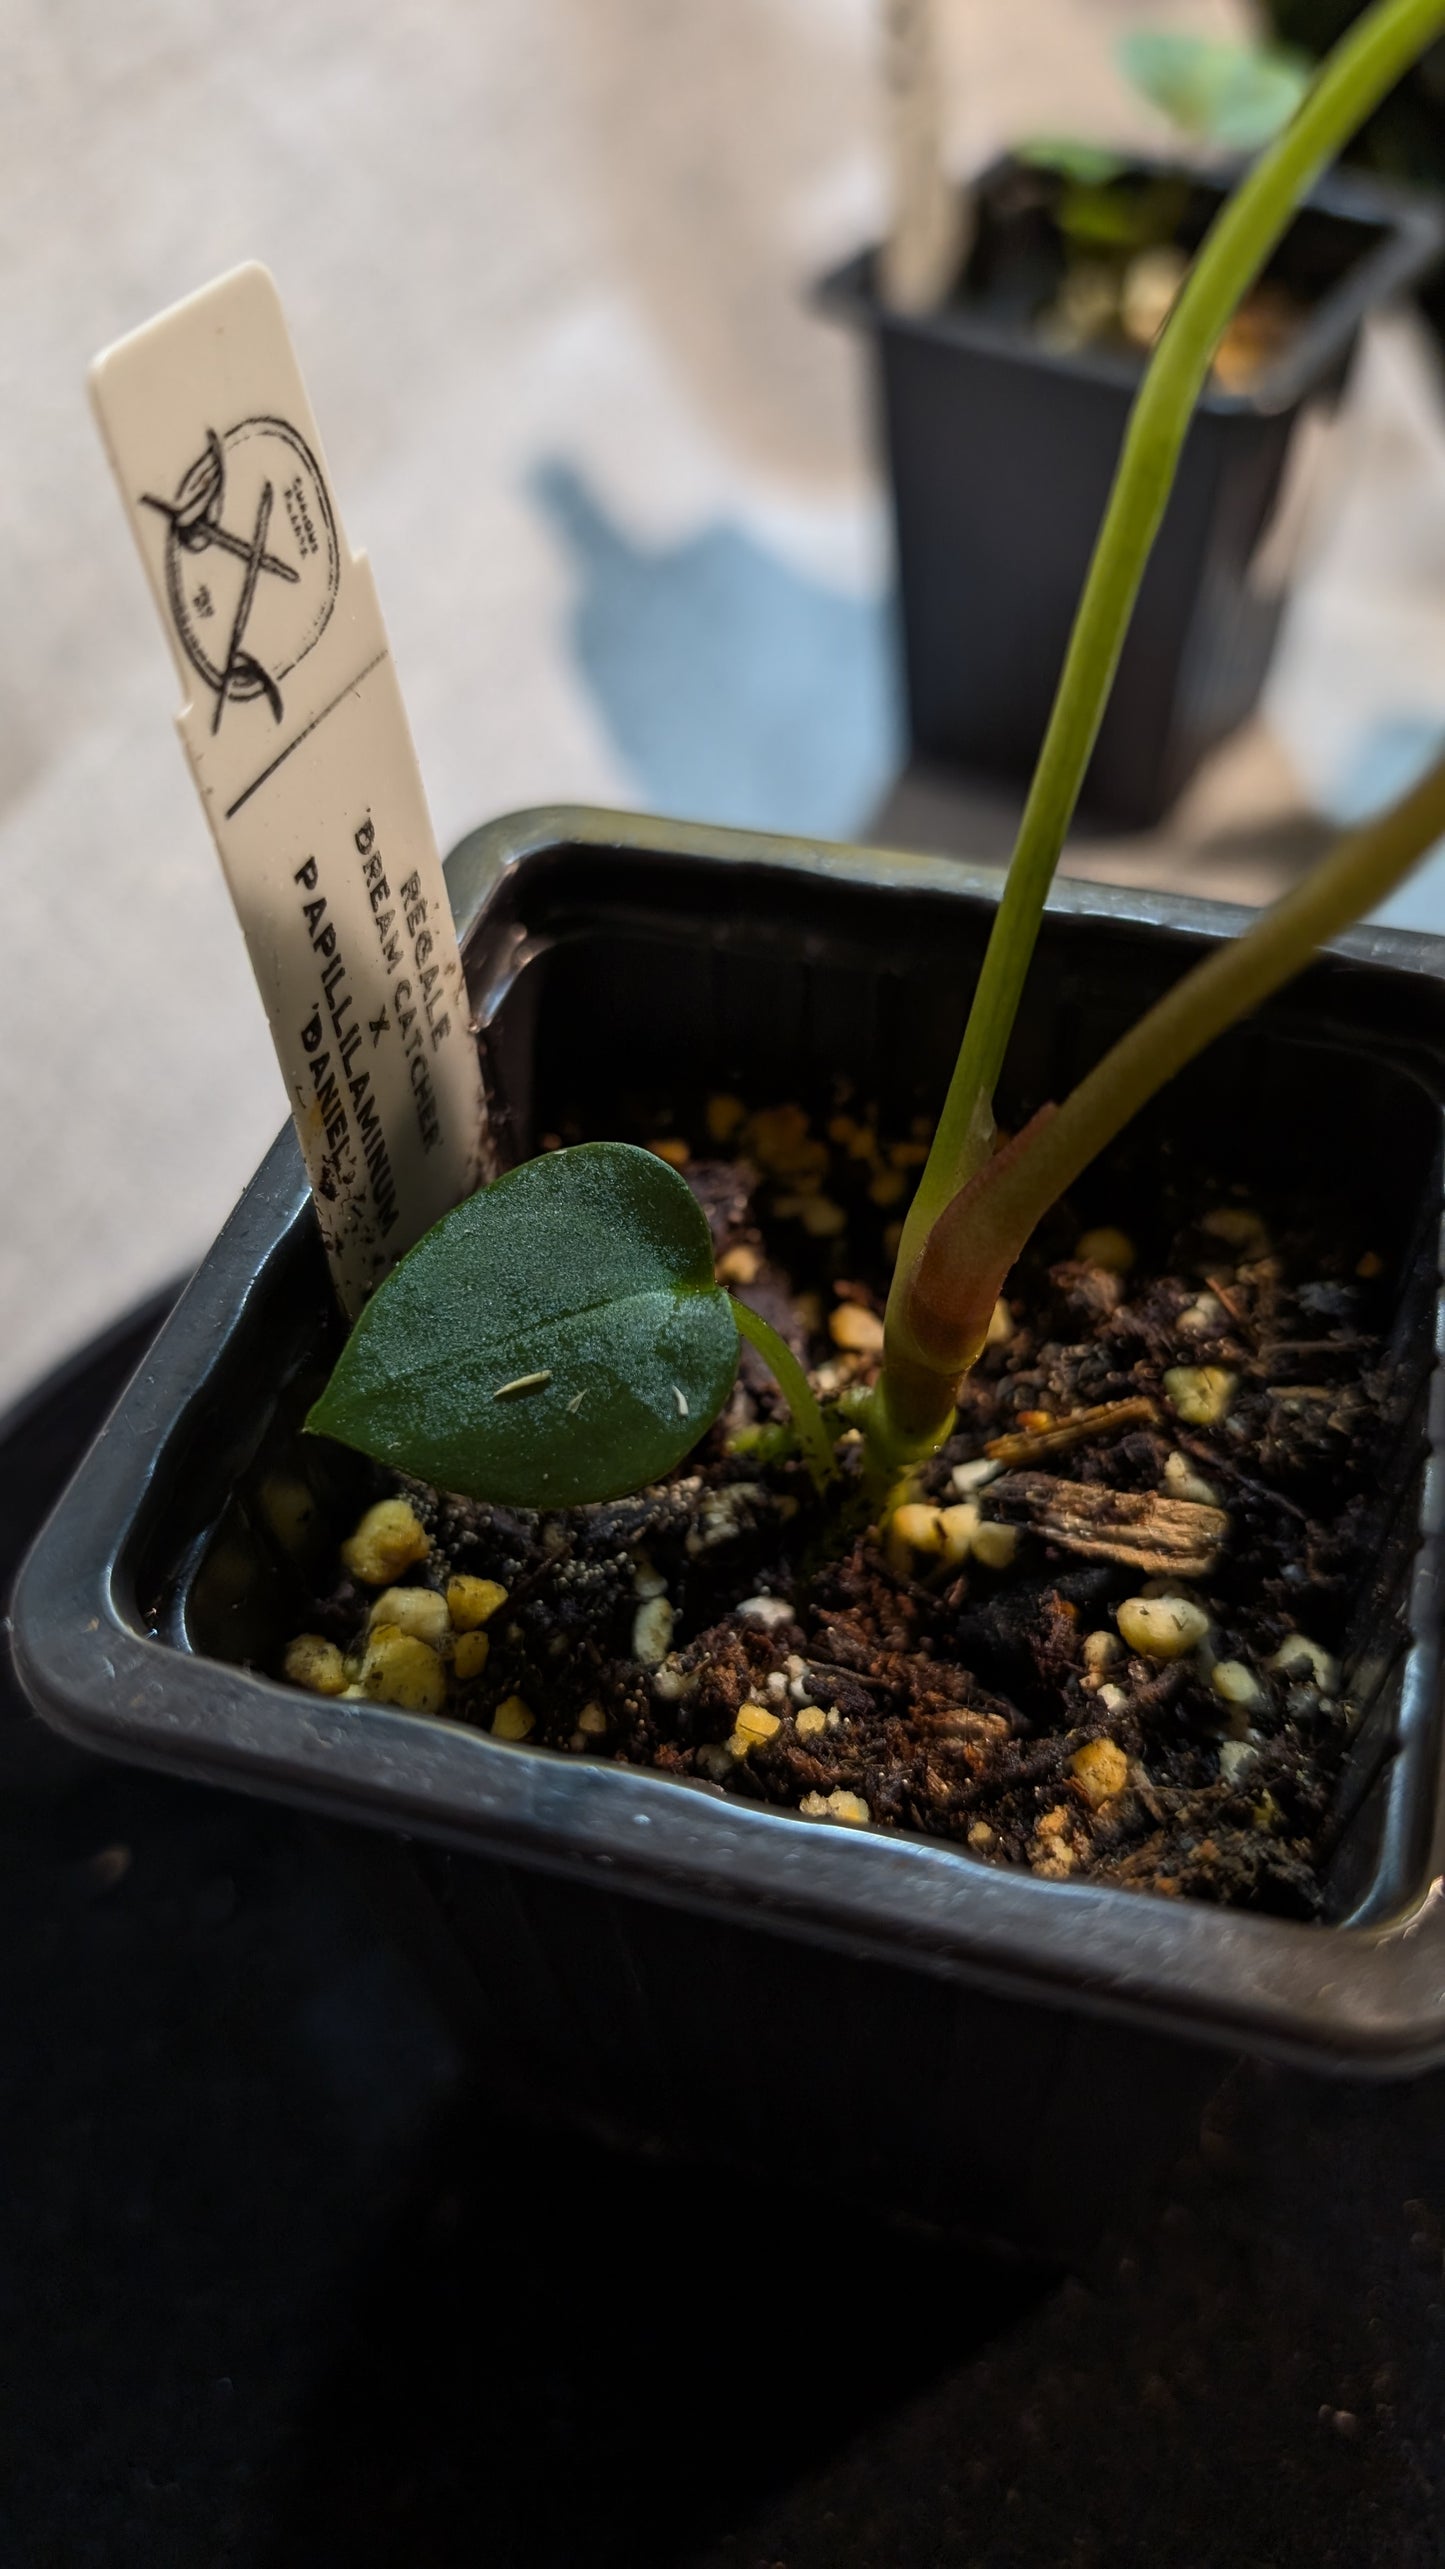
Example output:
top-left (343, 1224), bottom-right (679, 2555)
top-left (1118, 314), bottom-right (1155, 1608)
top-left (878, 0), bottom-right (963, 314)
top-left (90, 262), bottom-right (492, 1316)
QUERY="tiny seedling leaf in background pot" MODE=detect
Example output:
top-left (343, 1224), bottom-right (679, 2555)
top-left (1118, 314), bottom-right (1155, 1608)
top-left (1017, 138), bottom-right (1131, 187)
top-left (308, 1143), bottom-right (740, 1509)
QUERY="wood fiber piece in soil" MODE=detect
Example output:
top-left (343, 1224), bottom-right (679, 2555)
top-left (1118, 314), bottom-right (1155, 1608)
top-left (987, 1473), bottom-right (1230, 1577)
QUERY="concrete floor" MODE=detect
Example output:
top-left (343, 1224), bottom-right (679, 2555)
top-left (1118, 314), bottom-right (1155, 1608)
top-left (5, 0), bottom-right (1445, 1410)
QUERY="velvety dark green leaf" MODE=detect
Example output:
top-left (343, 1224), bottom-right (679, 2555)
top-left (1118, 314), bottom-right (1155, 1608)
top-left (308, 1142), bottom-right (739, 1508)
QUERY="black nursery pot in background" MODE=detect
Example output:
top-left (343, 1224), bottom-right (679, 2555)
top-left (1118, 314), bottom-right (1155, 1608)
top-left (822, 157), bottom-right (1444, 827)
top-left (14, 808), bottom-right (1445, 2262)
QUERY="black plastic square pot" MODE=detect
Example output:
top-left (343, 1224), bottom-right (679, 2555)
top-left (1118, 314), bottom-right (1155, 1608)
top-left (14, 808), bottom-right (1445, 2258)
top-left (821, 158), bottom-right (1444, 825)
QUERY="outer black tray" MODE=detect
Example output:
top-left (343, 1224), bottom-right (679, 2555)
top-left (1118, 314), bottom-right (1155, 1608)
top-left (821, 157), bottom-right (1445, 825)
top-left (12, 808), bottom-right (1445, 2254)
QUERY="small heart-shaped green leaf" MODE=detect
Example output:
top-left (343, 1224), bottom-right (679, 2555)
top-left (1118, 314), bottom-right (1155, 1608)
top-left (308, 1142), bottom-right (739, 1508)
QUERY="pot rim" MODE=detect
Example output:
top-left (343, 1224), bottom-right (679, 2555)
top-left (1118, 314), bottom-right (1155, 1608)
top-left (14, 802), bottom-right (1445, 2076)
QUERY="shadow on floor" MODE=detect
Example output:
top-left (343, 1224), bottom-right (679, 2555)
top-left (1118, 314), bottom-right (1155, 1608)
top-left (530, 457), bottom-right (899, 840)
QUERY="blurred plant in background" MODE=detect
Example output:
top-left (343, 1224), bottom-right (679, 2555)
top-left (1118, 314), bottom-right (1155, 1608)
top-left (1119, 29), bottom-right (1313, 151)
top-left (1020, 30), bottom-right (1318, 374)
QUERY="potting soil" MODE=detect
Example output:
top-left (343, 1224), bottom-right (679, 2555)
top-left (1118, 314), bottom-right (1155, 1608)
top-left (283, 1096), bottom-right (1402, 1918)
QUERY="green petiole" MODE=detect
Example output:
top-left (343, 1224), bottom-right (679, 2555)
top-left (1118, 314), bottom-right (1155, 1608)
top-left (729, 1296), bottom-right (838, 1491)
top-left (893, 0), bottom-right (1445, 1284)
top-left (878, 0), bottom-right (1445, 1458)
top-left (883, 747), bottom-right (1445, 1457)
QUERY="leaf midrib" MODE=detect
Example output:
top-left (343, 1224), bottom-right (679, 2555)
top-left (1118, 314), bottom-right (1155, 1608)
top-left (337, 1277), bottom-right (726, 1412)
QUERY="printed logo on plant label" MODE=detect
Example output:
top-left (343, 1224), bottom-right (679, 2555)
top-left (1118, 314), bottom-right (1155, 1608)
top-left (141, 417), bottom-right (340, 734)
